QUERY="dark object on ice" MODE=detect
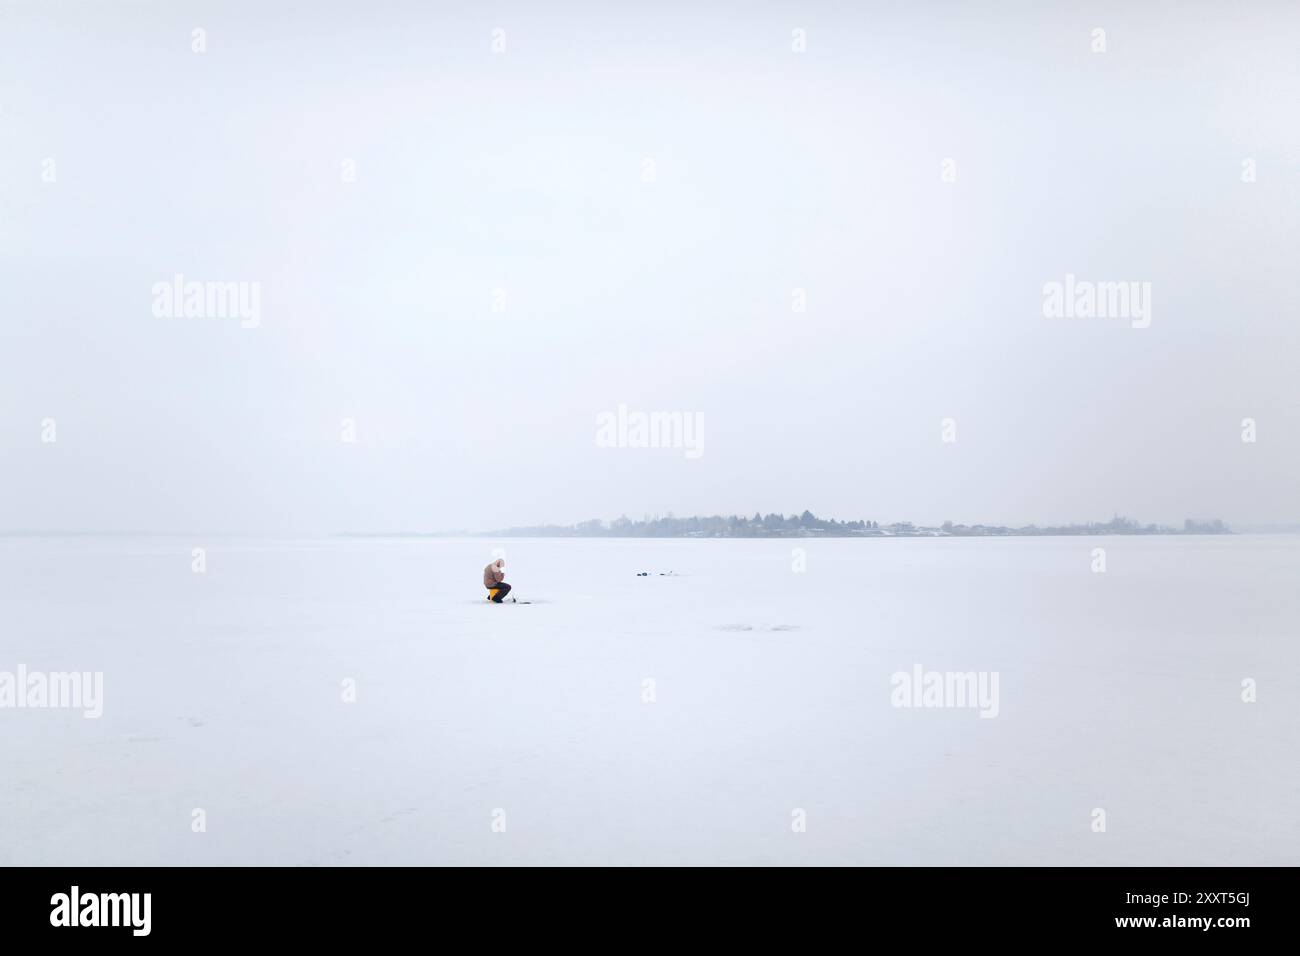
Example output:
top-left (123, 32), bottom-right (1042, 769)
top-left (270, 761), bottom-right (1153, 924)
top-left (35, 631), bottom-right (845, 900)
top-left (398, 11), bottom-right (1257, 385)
top-left (637, 571), bottom-right (648, 576)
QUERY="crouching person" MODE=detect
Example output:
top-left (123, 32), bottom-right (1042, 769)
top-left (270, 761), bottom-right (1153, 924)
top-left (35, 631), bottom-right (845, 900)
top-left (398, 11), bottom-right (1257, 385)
top-left (484, 558), bottom-right (512, 602)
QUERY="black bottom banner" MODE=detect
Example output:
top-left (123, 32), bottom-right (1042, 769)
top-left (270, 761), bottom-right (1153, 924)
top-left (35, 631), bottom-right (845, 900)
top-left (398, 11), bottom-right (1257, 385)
top-left (0, 866), bottom-right (1283, 944)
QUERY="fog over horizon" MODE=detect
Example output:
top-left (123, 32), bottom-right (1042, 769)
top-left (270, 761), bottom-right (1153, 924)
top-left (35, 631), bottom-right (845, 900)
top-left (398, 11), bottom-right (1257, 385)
top-left (2, 1), bottom-right (1297, 536)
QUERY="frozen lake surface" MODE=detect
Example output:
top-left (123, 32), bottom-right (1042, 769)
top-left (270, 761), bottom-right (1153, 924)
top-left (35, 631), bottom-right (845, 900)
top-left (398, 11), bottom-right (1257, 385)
top-left (1, 535), bottom-right (1296, 865)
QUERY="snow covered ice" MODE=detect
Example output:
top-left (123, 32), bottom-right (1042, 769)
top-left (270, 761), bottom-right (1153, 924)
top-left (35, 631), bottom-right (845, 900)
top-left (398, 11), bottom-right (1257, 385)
top-left (1, 534), bottom-right (1296, 865)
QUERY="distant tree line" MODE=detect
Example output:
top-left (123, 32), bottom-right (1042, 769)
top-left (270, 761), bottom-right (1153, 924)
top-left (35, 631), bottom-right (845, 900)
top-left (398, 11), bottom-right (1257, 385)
top-left (486, 511), bottom-right (1231, 538)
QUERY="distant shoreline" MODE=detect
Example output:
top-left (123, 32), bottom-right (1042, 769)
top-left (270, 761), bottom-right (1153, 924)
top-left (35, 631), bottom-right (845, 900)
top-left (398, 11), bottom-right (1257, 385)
top-left (336, 529), bottom-right (1240, 540)
top-left (340, 512), bottom-right (1239, 540)
top-left (12, 529), bottom-right (1300, 540)
top-left (12, 514), bottom-right (1295, 539)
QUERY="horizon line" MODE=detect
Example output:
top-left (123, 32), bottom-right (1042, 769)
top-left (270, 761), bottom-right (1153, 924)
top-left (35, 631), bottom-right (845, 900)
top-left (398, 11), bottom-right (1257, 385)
top-left (7, 518), bottom-right (1300, 539)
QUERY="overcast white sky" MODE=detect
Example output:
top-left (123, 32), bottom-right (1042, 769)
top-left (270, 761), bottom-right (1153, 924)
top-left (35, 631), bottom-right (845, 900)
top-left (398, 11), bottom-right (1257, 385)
top-left (2, 0), bottom-right (1297, 533)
